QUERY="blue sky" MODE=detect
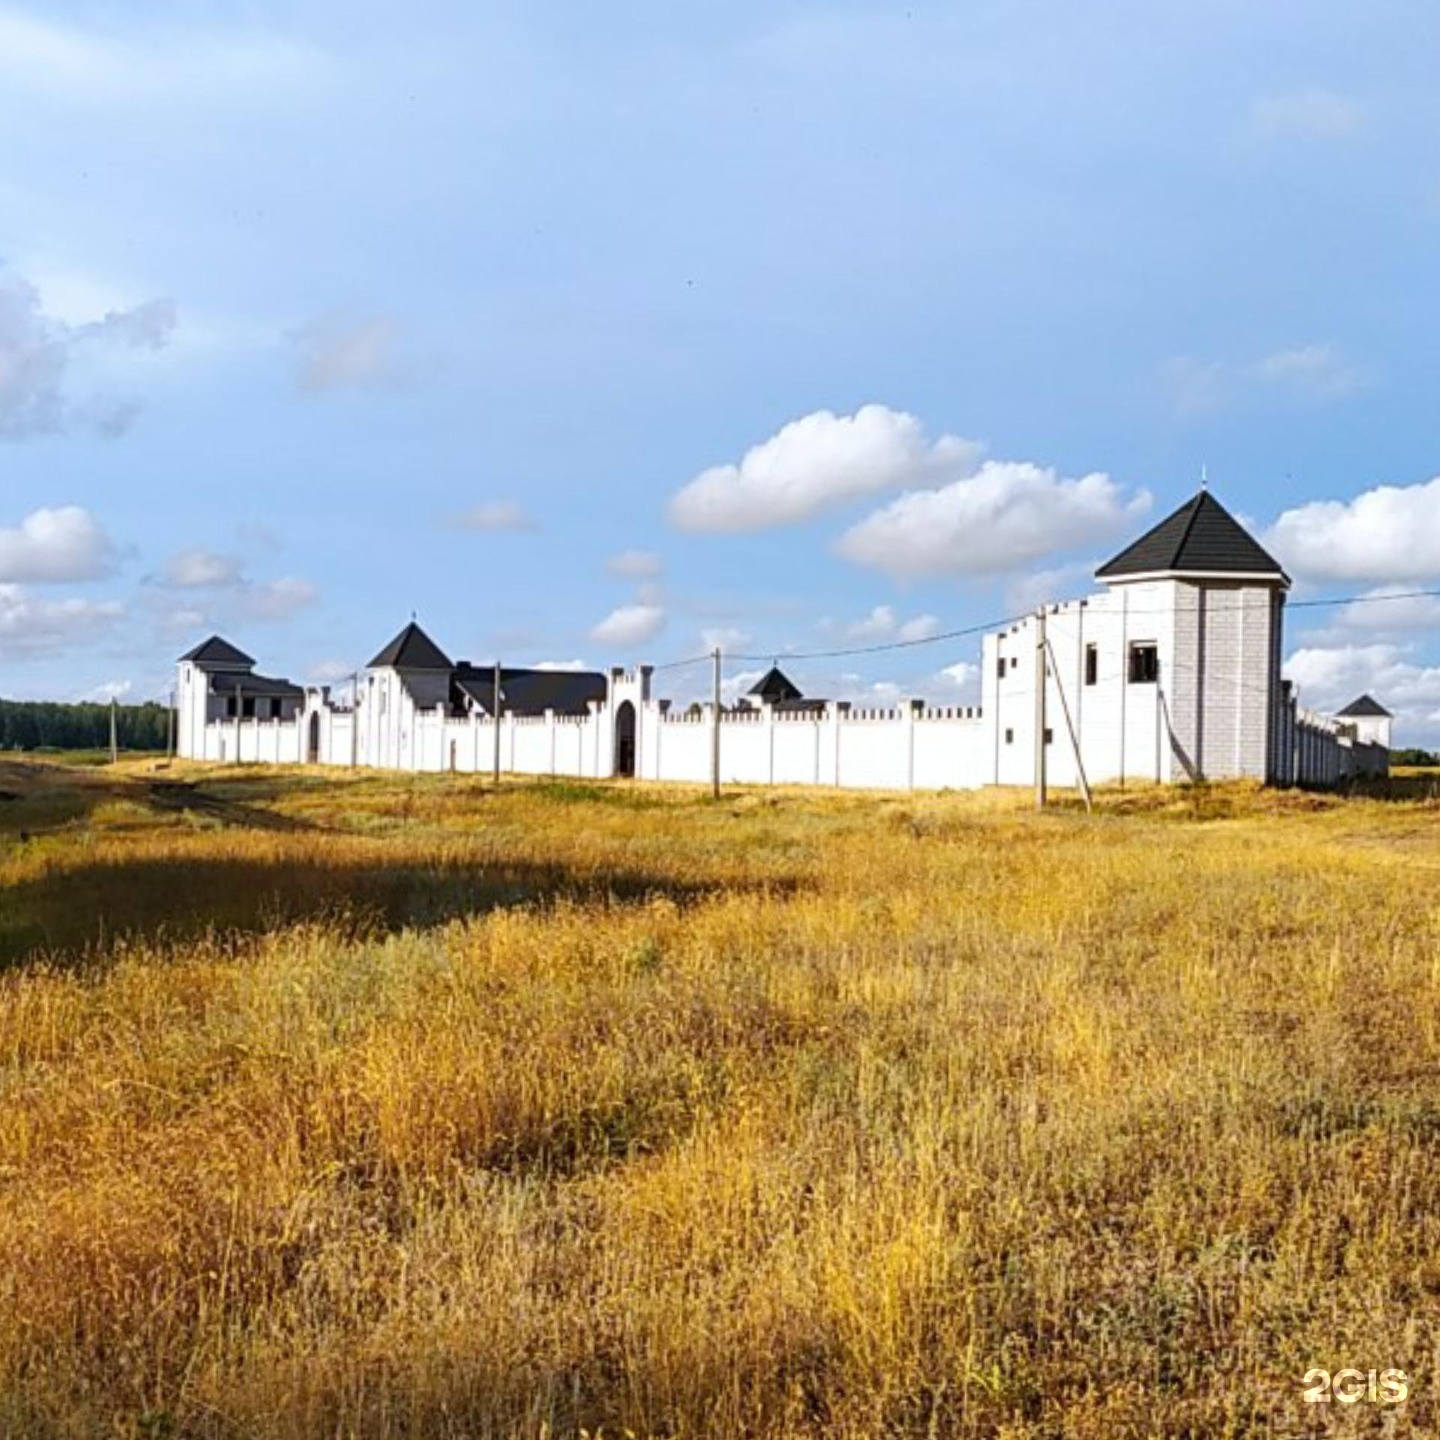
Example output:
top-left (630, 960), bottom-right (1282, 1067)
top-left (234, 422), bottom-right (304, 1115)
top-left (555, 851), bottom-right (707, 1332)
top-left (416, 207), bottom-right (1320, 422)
top-left (5, 0), bottom-right (1440, 738)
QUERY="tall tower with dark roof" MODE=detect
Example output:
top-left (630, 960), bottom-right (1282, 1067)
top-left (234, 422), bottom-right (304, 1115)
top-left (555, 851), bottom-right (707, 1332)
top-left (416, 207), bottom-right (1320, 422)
top-left (1094, 488), bottom-right (1290, 782)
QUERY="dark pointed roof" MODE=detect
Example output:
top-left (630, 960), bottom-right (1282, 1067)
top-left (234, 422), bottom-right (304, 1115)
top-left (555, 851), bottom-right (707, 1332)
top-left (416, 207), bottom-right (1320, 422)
top-left (1096, 490), bottom-right (1289, 584)
top-left (1336, 694), bottom-right (1392, 718)
top-left (453, 665), bottom-right (607, 717)
top-left (368, 622), bottom-right (453, 670)
top-left (748, 666), bottom-right (803, 703)
top-left (179, 635), bottom-right (255, 668)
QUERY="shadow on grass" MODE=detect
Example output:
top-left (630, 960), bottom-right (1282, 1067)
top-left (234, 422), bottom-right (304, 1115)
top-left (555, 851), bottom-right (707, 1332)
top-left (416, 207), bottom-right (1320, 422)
top-left (0, 850), bottom-right (789, 971)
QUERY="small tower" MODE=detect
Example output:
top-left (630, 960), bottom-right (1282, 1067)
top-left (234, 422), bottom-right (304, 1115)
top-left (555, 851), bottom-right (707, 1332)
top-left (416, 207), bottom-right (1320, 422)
top-left (176, 635), bottom-right (256, 757)
top-left (363, 621), bottom-right (454, 768)
top-left (746, 666), bottom-right (803, 707)
top-left (1335, 694), bottom-right (1393, 750)
top-left (1095, 489), bottom-right (1291, 782)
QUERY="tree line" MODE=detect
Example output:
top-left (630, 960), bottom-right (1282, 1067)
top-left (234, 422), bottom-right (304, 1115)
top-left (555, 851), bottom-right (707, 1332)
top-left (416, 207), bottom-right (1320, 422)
top-left (0, 698), bottom-right (171, 752)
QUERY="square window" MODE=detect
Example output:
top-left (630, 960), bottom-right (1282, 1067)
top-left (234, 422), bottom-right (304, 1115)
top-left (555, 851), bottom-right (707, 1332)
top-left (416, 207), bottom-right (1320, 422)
top-left (1128, 643), bottom-right (1159, 684)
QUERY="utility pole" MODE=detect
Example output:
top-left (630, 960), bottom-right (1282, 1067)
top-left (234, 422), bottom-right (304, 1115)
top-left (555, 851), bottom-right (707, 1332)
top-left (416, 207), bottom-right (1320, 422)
top-left (711, 647), bottom-right (722, 800)
top-left (1046, 637), bottom-right (1092, 813)
top-left (350, 672), bottom-right (360, 769)
top-left (166, 689), bottom-right (175, 762)
top-left (492, 660), bottom-right (502, 787)
top-left (1034, 606), bottom-right (1047, 810)
top-left (234, 680), bottom-right (243, 765)
top-left (108, 697), bottom-right (118, 765)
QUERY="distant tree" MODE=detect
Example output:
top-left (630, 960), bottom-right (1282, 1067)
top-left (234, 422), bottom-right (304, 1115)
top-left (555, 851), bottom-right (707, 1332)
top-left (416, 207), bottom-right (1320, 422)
top-left (1392, 746), bottom-right (1440, 767)
top-left (0, 699), bottom-right (170, 751)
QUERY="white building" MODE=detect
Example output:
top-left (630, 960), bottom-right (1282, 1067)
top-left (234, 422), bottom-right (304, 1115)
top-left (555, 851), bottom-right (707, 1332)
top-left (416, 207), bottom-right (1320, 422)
top-left (175, 489), bottom-right (1389, 789)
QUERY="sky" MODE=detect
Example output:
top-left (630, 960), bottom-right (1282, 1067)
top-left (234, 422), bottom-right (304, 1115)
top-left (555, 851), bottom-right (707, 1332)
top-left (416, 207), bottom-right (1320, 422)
top-left (4, 0), bottom-right (1440, 740)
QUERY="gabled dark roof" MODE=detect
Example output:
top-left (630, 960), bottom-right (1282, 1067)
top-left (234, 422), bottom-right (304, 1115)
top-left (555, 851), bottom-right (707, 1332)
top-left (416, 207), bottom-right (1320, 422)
top-left (1096, 490), bottom-right (1289, 584)
top-left (179, 635), bottom-right (255, 668)
top-left (1336, 693), bottom-right (1392, 718)
top-left (453, 665), bottom-right (607, 717)
top-left (748, 666), bottom-right (803, 703)
top-left (209, 672), bottom-right (305, 699)
top-left (369, 621), bottom-right (453, 670)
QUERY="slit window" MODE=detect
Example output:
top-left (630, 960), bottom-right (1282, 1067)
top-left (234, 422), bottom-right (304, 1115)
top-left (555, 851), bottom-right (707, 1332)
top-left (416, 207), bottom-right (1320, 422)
top-left (1084, 644), bottom-right (1098, 686)
top-left (1128, 643), bottom-right (1159, 684)
top-left (1004, 728), bottom-right (1014, 745)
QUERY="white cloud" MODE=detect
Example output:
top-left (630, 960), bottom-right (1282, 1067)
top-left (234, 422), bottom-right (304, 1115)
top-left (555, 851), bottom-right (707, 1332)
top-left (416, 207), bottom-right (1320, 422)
top-left (591, 603), bottom-right (666, 648)
top-left (1267, 478), bottom-right (1440, 583)
top-left (1253, 90), bottom-right (1364, 140)
top-left (1286, 643), bottom-right (1440, 739)
top-left (0, 505), bottom-right (115, 583)
top-left (668, 404), bottom-right (983, 533)
top-left (607, 548), bottom-right (663, 578)
top-left (533, 659), bottom-right (589, 672)
top-left (79, 678), bottom-right (132, 703)
top-left (700, 625), bottom-right (750, 652)
top-left (1004, 560), bottom-right (1097, 614)
top-left (239, 577), bottom-right (317, 622)
top-left (292, 313), bottom-right (407, 393)
top-left (841, 605), bottom-right (939, 643)
top-left (0, 10), bottom-right (325, 106)
top-left (0, 583), bottom-right (124, 658)
top-left (161, 546), bottom-right (244, 588)
top-left (1163, 343), bottom-right (1366, 417)
top-left (936, 661), bottom-right (980, 699)
top-left (1331, 586), bottom-right (1440, 633)
top-left (446, 501), bottom-right (537, 534)
top-left (308, 658), bottom-right (356, 684)
top-left (838, 462), bottom-right (1149, 580)
top-left (0, 274), bottom-right (176, 438)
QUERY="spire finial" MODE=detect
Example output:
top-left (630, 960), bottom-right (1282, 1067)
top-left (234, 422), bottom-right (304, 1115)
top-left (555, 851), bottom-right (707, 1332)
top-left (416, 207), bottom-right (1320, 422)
top-left (1200, 463), bottom-right (1209, 491)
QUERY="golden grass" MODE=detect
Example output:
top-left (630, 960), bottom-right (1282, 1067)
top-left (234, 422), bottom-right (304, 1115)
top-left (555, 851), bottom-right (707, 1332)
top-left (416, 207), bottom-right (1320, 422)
top-left (2, 759), bottom-right (1439, 1436)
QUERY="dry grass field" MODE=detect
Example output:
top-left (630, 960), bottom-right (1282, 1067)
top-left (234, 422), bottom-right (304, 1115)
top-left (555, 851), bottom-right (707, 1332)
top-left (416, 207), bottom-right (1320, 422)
top-left (2, 757), bottom-right (1439, 1438)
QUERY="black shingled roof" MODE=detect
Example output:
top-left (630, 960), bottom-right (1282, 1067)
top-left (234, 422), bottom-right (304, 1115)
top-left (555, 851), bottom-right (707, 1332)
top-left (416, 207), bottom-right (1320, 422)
top-left (453, 666), bottom-right (607, 717)
top-left (1336, 694), bottom-right (1392, 718)
top-left (748, 666), bottom-right (803, 703)
top-left (1096, 490), bottom-right (1288, 583)
top-left (179, 635), bottom-right (255, 668)
top-left (368, 621), bottom-right (453, 670)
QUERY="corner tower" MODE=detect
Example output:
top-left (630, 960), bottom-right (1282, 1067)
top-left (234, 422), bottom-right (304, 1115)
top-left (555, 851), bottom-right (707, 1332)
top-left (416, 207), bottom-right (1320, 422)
top-left (1095, 489), bottom-right (1290, 782)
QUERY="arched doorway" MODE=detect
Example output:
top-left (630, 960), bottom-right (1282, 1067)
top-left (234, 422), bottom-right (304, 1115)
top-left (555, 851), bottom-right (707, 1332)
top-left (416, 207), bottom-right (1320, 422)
top-left (307, 710), bottom-right (321, 764)
top-left (614, 700), bottom-right (636, 778)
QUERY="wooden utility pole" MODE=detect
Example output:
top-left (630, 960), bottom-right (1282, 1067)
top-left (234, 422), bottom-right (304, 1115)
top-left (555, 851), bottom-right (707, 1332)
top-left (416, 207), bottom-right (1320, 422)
top-left (350, 672), bottom-right (360, 769)
top-left (166, 690), bottom-right (175, 761)
top-left (234, 680), bottom-right (243, 764)
top-left (1046, 637), bottom-right (1092, 813)
top-left (1034, 606), bottom-right (1047, 810)
top-left (492, 661), bottom-right (502, 786)
top-left (108, 697), bottom-right (118, 764)
top-left (710, 647), bottom-right (722, 800)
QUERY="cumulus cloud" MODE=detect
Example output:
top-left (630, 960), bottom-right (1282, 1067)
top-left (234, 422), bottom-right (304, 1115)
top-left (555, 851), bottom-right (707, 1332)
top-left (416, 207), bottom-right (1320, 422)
top-left (1253, 90), bottom-right (1364, 139)
top-left (837, 463), bottom-right (1149, 581)
top-left (0, 506), bottom-right (115, 583)
top-left (1329, 586), bottom-right (1440, 634)
top-left (445, 501), bottom-right (537, 534)
top-left (1286, 642), bottom-right (1440, 739)
top-left (700, 625), bottom-right (750, 652)
top-left (533, 659), bottom-right (589, 672)
top-left (0, 583), bottom-right (125, 658)
top-left (936, 661), bottom-right (980, 698)
top-left (668, 404), bottom-right (983, 533)
top-left (240, 577), bottom-right (317, 622)
top-left (160, 547), bottom-right (244, 588)
top-left (1267, 478), bottom-right (1440, 583)
top-left (0, 276), bottom-right (177, 439)
top-left (607, 548), bottom-right (663, 578)
top-left (591, 603), bottom-right (666, 648)
top-left (842, 605), bottom-right (939, 643)
top-left (1163, 343), bottom-right (1366, 416)
top-left (1004, 560), bottom-right (1097, 613)
top-left (292, 313), bottom-right (408, 393)
top-left (308, 658), bottom-right (356, 684)
top-left (79, 678), bottom-right (132, 703)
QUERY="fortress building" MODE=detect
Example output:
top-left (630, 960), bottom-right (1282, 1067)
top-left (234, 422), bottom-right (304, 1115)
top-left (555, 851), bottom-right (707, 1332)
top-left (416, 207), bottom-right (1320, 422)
top-left (176, 490), bottom-right (1388, 789)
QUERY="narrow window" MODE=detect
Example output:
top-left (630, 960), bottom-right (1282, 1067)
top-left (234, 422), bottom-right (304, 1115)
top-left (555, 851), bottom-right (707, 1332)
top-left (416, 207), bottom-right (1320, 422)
top-left (1084, 644), bottom-right (1098, 686)
top-left (1128, 643), bottom-right (1159, 684)
top-left (242, 697), bottom-right (256, 718)
top-left (1044, 727), bottom-right (1054, 744)
top-left (997, 656), bottom-right (1006, 680)
top-left (1004, 728), bottom-right (1014, 745)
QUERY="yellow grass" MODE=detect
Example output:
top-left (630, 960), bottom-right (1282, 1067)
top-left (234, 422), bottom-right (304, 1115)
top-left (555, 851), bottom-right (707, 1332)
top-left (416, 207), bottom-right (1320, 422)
top-left (2, 757), bottom-right (1439, 1437)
